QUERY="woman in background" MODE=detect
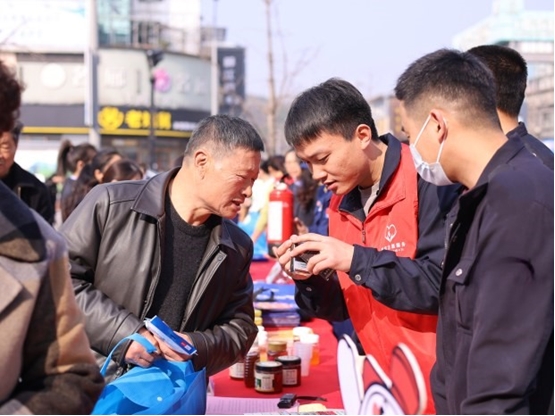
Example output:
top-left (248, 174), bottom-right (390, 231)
top-left (62, 148), bottom-right (121, 222)
top-left (239, 159), bottom-right (275, 260)
top-left (293, 168), bottom-right (332, 236)
top-left (46, 140), bottom-right (97, 224)
top-left (101, 159), bottom-right (143, 183)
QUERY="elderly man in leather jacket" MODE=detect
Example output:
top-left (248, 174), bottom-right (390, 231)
top-left (60, 115), bottom-right (263, 377)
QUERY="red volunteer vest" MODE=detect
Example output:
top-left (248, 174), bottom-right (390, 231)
top-left (329, 145), bottom-right (437, 414)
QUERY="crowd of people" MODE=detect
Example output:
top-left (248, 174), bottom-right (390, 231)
top-left (0, 43), bottom-right (552, 415)
top-left (0, 124), bottom-right (145, 229)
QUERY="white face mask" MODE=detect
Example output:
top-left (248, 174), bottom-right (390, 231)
top-left (409, 115), bottom-right (454, 186)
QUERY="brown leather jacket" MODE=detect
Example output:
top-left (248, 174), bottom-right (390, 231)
top-left (60, 168), bottom-right (258, 377)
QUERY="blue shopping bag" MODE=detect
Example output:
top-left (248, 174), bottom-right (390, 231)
top-left (92, 333), bottom-right (207, 415)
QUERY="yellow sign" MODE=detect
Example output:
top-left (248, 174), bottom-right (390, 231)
top-left (98, 107), bottom-right (173, 131)
top-left (98, 107), bottom-right (124, 130)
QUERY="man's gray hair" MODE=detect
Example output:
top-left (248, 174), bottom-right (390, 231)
top-left (184, 115), bottom-right (264, 158)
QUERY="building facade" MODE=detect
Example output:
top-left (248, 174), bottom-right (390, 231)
top-left (452, 0), bottom-right (554, 141)
top-left (0, 0), bottom-right (213, 172)
top-left (370, 0), bottom-right (553, 143)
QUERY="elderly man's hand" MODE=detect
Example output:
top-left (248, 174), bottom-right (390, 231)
top-left (124, 327), bottom-right (161, 367)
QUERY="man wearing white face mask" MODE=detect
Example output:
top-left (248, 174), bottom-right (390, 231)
top-left (395, 48), bottom-right (553, 415)
top-left (410, 115), bottom-right (454, 187)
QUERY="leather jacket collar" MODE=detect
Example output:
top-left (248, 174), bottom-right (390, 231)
top-left (132, 168), bottom-right (178, 219)
top-left (130, 167), bottom-right (237, 251)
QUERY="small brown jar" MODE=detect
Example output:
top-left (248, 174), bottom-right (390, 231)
top-left (267, 340), bottom-right (287, 361)
top-left (243, 348), bottom-right (260, 388)
top-left (254, 361), bottom-right (283, 393)
top-left (276, 355), bottom-right (301, 387)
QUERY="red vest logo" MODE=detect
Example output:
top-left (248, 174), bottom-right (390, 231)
top-left (385, 224), bottom-right (397, 242)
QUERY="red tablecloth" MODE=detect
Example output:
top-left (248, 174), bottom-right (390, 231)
top-left (211, 260), bottom-right (344, 409)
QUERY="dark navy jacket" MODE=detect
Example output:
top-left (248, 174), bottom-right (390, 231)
top-left (508, 122), bottom-right (553, 171)
top-left (431, 138), bottom-right (554, 414)
top-left (1, 162), bottom-right (54, 225)
top-left (308, 185), bottom-right (332, 236)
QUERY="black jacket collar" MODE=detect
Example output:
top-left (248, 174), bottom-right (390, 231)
top-left (339, 133), bottom-right (403, 214)
top-left (457, 138), bottom-right (526, 212)
top-left (0, 182), bottom-right (45, 262)
top-left (2, 163), bottom-right (37, 189)
top-left (475, 137), bottom-right (525, 189)
top-left (506, 122), bottom-right (528, 142)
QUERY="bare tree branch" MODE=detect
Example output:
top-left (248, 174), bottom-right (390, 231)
top-left (264, 0), bottom-right (277, 155)
top-left (261, 0), bottom-right (318, 155)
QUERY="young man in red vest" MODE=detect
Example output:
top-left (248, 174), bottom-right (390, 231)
top-left (274, 78), bottom-right (459, 414)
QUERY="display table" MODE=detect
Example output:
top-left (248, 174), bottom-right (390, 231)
top-left (210, 259), bottom-right (344, 411)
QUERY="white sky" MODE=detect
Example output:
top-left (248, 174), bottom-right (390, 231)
top-left (201, 0), bottom-right (553, 99)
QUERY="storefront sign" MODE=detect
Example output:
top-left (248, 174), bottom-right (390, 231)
top-left (97, 106), bottom-right (209, 136)
top-left (19, 104), bottom-right (208, 137)
top-left (218, 47), bottom-right (245, 116)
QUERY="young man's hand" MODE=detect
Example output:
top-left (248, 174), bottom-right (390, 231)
top-left (274, 233), bottom-right (354, 280)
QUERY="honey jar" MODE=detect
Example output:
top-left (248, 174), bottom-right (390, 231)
top-left (254, 361), bottom-right (283, 393)
top-left (243, 348), bottom-right (260, 388)
top-left (276, 355), bottom-right (301, 387)
top-left (267, 340), bottom-right (287, 361)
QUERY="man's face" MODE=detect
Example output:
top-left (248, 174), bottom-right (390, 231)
top-left (399, 103), bottom-right (437, 163)
top-left (0, 131), bottom-right (16, 179)
top-left (295, 132), bottom-right (369, 196)
top-left (201, 147), bottom-right (261, 219)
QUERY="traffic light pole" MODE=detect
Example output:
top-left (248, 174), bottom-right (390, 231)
top-left (148, 74), bottom-right (156, 171)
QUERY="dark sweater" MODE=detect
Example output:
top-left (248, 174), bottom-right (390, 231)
top-left (148, 193), bottom-right (219, 329)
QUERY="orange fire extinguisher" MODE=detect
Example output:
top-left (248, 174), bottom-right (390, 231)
top-left (267, 182), bottom-right (294, 257)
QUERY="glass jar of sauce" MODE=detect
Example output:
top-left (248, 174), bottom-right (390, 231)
top-left (254, 361), bottom-right (283, 393)
top-left (276, 355), bottom-right (301, 387)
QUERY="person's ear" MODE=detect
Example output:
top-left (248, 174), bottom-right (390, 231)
top-left (94, 169), bottom-right (103, 183)
top-left (356, 124), bottom-right (373, 150)
top-left (430, 110), bottom-right (448, 143)
top-left (193, 149), bottom-right (209, 179)
top-left (75, 160), bottom-right (85, 174)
